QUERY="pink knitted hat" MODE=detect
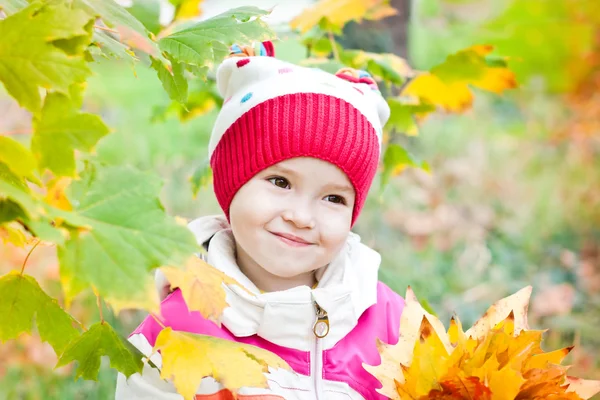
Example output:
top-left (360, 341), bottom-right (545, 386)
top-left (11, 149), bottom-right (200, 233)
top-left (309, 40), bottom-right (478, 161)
top-left (209, 43), bottom-right (390, 226)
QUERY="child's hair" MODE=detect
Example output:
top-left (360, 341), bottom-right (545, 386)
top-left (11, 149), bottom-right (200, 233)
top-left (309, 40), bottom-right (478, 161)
top-left (208, 42), bottom-right (390, 226)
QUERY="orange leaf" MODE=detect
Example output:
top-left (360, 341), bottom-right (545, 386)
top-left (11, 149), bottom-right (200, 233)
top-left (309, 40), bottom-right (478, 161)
top-left (160, 256), bottom-right (253, 326)
top-left (404, 45), bottom-right (517, 112)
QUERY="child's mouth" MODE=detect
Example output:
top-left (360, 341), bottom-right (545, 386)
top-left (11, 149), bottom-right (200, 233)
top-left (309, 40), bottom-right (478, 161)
top-left (269, 232), bottom-right (314, 247)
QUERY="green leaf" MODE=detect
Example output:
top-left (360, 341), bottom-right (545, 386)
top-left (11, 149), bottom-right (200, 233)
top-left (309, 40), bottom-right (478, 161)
top-left (0, 3), bottom-right (93, 113)
top-left (91, 30), bottom-right (137, 64)
top-left (31, 93), bottom-right (110, 177)
top-left (0, 199), bottom-right (26, 224)
top-left (381, 144), bottom-right (428, 190)
top-left (0, 136), bottom-right (39, 183)
top-left (341, 50), bottom-right (413, 85)
top-left (0, 163), bottom-right (69, 244)
top-left (127, 0), bottom-right (161, 35)
top-left (159, 6), bottom-right (276, 68)
top-left (0, 0), bottom-right (27, 15)
top-left (56, 321), bottom-right (143, 380)
top-left (0, 163), bottom-right (35, 209)
top-left (0, 271), bottom-right (80, 355)
top-left (386, 98), bottom-right (435, 136)
top-left (75, 0), bottom-right (148, 37)
top-left (154, 82), bottom-right (221, 122)
top-left (56, 165), bottom-right (198, 303)
top-left (190, 160), bottom-right (213, 197)
top-left (151, 56), bottom-right (189, 105)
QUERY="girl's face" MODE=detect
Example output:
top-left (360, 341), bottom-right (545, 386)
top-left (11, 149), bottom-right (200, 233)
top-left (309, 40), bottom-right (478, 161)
top-left (229, 157), bottom-right (355, 292)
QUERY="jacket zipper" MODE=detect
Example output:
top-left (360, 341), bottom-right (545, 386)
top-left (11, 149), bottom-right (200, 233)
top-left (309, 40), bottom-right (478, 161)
top-left (312, 300), bottom-right (329, 400)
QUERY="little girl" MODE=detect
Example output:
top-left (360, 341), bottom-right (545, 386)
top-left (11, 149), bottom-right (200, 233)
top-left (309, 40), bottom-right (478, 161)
top-left (116, 41), bottom-right (405, 400)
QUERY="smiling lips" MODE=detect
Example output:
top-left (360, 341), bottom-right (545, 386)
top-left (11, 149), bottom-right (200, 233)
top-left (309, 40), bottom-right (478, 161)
top-left (270, 232), bottom-right (314, 247)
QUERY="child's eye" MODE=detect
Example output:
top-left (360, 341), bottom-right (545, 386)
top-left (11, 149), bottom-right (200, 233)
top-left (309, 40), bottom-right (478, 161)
top-left (268, 177), bottom-right (290, 189)
top-left (324, 195), bottom-right (346, 205)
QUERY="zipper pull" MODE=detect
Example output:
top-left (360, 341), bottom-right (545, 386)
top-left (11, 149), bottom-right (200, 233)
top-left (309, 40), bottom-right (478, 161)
top-left (313, 301), bottom-right (330, 338)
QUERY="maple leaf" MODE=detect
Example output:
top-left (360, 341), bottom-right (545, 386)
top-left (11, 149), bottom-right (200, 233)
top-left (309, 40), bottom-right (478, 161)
top-left (151, 56), bottom-right (189, 105)
top-left (404, 45), bottom-right (517, 112)
top-left (127, 0), bottom-right (161, 35)
top-left (0, 136), bottom-right (39, 185)
top-left (365, 286), bottom-right (600, 400)
top-left (160, 256), bottom-right (254, 326)
top-left (0, 271), bottom-right (80, 355)
top-left (44, 177), bottom-right (73, 212)
top-left (56, 321), bottom-right (143, 379)
top-left (75, 0), bottom-right (148, 38)
top-left (0, 2), bottom-right (93, 113)
top-left (0, 163), bottom-right (67, 245)
top-left (0, 223), bottom-right (27, 247)
top-left (385, 99), bottom-right (435, 137)
top-left (341, 50), bottom-right (415, 85)
top-left (290, 0), bottom-right (397, 34)
top-left (31, 93), bottom-right (110, 177)
top-left (55, 165), bottom-right (198, 308)
top-left (155, 327), bottom-right (291, 400)
top-left (90, 30), bottom-right (138, 65)
top-left (158, 6), bottom-right (276, 79)
top-left (381, 144), bottom-right (430, 190)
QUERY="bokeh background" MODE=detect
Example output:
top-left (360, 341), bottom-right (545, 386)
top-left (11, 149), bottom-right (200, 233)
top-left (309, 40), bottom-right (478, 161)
top-left (1, 0), bottom-right (599, 398)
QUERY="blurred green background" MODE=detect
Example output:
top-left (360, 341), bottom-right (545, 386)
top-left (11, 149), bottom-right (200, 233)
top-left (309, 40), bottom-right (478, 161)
top-left (1, 0), bottom-right (599, 398)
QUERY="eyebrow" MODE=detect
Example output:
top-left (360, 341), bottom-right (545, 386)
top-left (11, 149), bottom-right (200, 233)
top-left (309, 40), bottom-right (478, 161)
top-left (326, 183), bottom-right (354, 195)
top-left (268, 164), bottom-right (297, 177)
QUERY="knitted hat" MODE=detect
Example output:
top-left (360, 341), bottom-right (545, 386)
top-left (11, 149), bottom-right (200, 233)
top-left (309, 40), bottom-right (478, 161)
top-left (209, 42), bottom-right (390, 226)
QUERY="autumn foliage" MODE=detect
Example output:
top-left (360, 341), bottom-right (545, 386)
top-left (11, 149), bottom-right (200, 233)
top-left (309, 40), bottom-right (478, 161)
top-left (365, 287), bottom-right (600, 400)
top-left (1, 0), bottom-right (598, 398)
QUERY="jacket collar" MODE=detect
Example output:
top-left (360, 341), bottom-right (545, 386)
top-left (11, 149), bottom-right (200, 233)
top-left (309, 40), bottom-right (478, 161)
top-left (185, 215), bottom-right (381, 350)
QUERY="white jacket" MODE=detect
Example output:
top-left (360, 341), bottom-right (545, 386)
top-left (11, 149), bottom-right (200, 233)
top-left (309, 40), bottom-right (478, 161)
top-left (116, 215), bottom-right (405, 399)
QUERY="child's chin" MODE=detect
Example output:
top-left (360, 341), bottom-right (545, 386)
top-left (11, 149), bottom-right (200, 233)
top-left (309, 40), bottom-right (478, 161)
top-left (262, 263), bottom-right (317, 279)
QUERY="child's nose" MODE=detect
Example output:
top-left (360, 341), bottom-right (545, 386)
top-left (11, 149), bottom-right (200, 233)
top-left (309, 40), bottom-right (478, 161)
top-left (281, 206), bottom-right (316, 229)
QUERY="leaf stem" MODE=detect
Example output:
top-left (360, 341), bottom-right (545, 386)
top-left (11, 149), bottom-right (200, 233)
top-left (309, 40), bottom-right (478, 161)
top-left (327, 29), bottom-right (339, 61)
top-left (95, 290), bottom-right (104, 323)
top-left (20, 239), bottom-right (41, 275)
top-left (150, 312), bottom-right (166, 329)
top-left (93, 25), bottom-right (119, 34)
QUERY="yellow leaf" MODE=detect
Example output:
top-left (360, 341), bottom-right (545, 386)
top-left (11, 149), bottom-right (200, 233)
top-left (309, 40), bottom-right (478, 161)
top-left (160, 256), bottom-right (254, 326)
top-left (174, 0), bottom-right (203, 20)
top-left (154, 327), bottom-right (291, 400)
top-left (104, 276), bottom-right (160, 315)
top-left (0, 223), bottom-right (27, 247)
top-left (396, 316), bottom-right (452, 397)
top-left (404, 45), bottom-right (517, 112)
top-left (524, 346), bottom-right (573, 371)
top-left (488, 366), bottom-right (524, 400)
top-left (45, 177), bottom-right (72, 211)
top-left (465, 286), bottom-right (532, 340)
top-left (363, 287), bottom-right (450, 398)
top-left (447, 316), bottom-right (466, 347)
top-left (367, 286), bottom-right (600, 400)
top-left (290, 0), bottom-right (397, 34)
